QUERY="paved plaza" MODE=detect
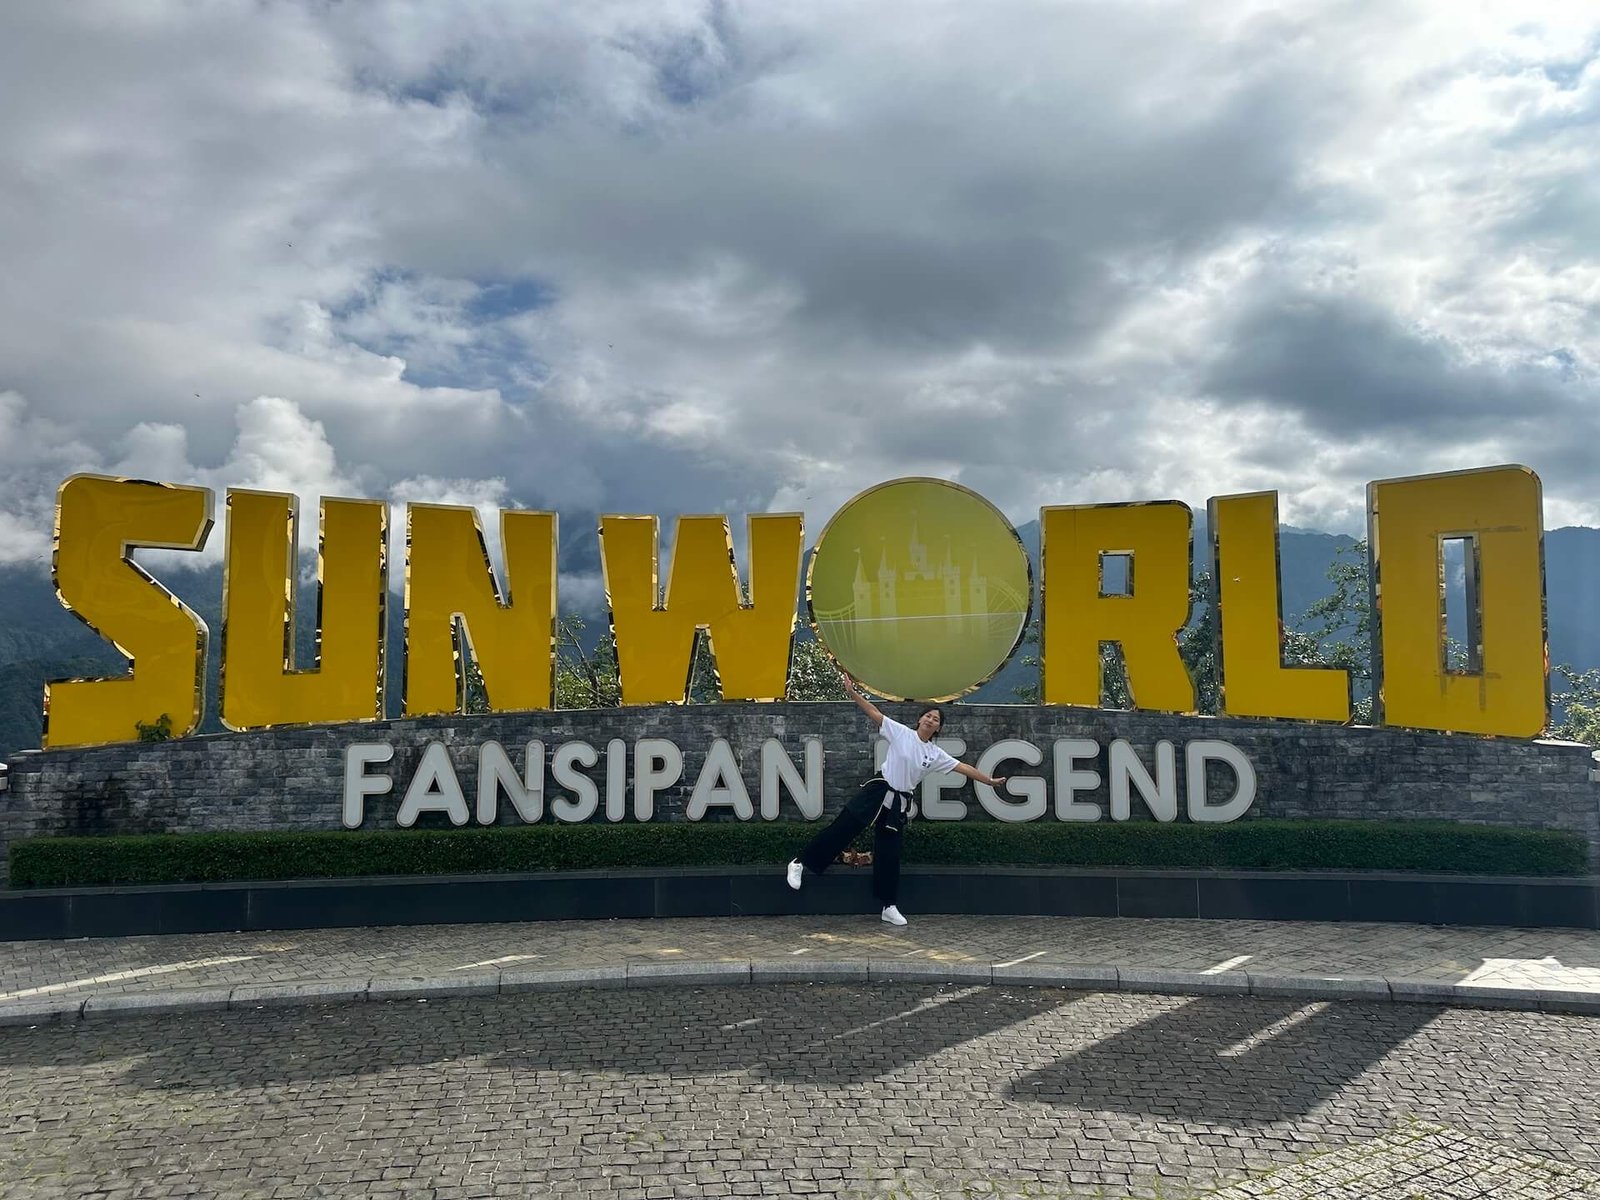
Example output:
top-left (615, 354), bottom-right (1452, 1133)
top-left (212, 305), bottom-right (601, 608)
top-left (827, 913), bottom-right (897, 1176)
top-left (7, 913), bottom-right (1600, 1006)
top-left (3, 914), bottom-right (1600, 1197)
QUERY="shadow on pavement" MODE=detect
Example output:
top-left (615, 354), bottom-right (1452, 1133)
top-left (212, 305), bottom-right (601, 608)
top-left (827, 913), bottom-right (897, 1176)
top-left (0, 983), bottom-right (1077, 1092)
top-left (1009, 994), bottom-right (1439, 1125)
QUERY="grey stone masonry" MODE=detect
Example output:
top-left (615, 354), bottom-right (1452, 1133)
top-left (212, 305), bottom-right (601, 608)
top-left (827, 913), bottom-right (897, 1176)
top-left (3, 703), bottom-right (1598, 880)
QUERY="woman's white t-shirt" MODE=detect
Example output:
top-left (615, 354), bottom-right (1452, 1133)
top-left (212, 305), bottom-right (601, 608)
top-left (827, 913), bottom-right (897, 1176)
top-left (878, 716), bottom-right (960, 793)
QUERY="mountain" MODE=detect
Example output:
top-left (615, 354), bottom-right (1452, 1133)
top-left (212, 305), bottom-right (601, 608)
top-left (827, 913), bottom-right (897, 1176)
top-left (1545, 527), bottom-right (1600, 676)
top-left (1, 522), bottom-right (1595, 754)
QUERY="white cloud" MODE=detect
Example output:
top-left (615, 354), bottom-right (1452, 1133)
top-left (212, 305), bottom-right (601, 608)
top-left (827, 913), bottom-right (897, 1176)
top-left (217, 397), bottom-right (361, 500)
top-left (0, 0), bottom-right (1595, 575)
top-left (113, 395), bottom-right (364, 570)
top-left (0, 391), bottom-right (101, 564)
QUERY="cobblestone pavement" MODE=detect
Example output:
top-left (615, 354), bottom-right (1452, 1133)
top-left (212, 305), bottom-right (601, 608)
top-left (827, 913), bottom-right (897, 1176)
top-left (6, 913), bottom-right (1600, 1002)
top-left (1207, 1124), bottom-right (1600, 1199)
top-left (3, 983), bottom-right (1599, 1199)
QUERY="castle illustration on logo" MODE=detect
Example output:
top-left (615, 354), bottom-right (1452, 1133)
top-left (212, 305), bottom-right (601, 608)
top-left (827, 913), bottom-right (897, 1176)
top-left (813, 519), bottom-right (1028, 655)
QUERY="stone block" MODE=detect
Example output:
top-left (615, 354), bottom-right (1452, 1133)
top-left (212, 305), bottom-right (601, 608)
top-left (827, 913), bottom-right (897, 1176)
top-left (1450, 983), bottom-right (1544, 1011)
top-left (750, 959), bottom-right (870, 984)
top-left (1536, 989), bottom-right (1600, 1016)
top-left (1118, 966), bottom-right (1250, 996)
top-left (866, 959), bottom-right (993, 985)
top-left (367, 973), bottom-right (500, 1001)
top-left (1386, 977), bottom-right (1458, 1005)
top-left (1248, 973), bottom-right (1391, 1001)
top-left (229, 979), bottom-right (370, 1008)
top-left (81, 987), bottom-right (232, 1019)
top-left (991, 962), bottom-right (1118, 990)
top-left (499, 964), bottom-right (627, 992)
top-left (626, 960), bottom-right (751, 987)
top-left (0, 998), bottom-right (84, 1026)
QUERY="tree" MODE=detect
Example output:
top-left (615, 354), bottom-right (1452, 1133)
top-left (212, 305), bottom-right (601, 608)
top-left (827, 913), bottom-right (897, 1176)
top-left (684, 627), bottom-right (852, 702)
top-left (554, 614), bottom-right (620, 708)
top-left (1550, 665), bottom-right (1600, 745)
top-left (461, 651), bottom-right (490, 715)
top-left (1296, 538), bottom-right (1374, 722)
top-left (549, 613), bottom-right (846, 707)
top-left (1179, 570), bottom-right (1218, 713)
top-left (785, 634), bottom-right (848, 701)
top-left (1010, 621), bottom-right (1042, 705)
top-left (686, 632), bottom-right (720, 703)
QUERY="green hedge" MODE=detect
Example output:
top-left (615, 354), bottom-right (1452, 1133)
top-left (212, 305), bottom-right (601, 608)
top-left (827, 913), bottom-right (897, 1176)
top-left (7, 819), bottom-right (1587, 887)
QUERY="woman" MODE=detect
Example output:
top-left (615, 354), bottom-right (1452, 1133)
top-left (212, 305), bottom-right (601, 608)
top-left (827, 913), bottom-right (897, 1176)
top-left (785, 670), bottom-right (1007, 926)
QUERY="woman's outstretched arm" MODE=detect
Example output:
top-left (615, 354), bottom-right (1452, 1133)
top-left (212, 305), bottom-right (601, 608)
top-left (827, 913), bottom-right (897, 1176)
top-left (839, 670), bottom-right (886, 729)
top-left (953, 762), bottom-right (1008, 788)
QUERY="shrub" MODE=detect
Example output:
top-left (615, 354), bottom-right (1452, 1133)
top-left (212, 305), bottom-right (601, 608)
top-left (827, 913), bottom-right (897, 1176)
top-left (134, 713), bottom-right (173, 743)
top-left (7, 819), bottom-right (1586, 887)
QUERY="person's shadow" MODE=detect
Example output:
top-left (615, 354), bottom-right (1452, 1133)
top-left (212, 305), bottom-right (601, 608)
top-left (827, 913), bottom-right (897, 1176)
top-left (1010, 994), bottom-right (1440, 1125)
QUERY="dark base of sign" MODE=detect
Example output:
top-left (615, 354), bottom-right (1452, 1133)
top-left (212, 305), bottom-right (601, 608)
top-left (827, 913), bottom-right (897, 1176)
top-left (2, 866), bottom-right (1596, 942)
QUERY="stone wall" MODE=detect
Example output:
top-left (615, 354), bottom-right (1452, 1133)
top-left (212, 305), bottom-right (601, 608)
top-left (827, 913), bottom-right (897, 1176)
top-left (4, 703), bottom-right (1598, 880)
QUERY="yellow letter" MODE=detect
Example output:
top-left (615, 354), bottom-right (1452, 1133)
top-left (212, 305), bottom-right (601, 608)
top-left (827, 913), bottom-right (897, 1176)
top-left (1209, 491), bottom-right (1350, 721)
top-left (404, 504), bottom-right (557, 717)
top-left (1040, 502), bottom-right (1194, 711)
top-left (600, 513), bottom-right (803, 704)
top-left (45, 475), bottom-right (213, 748)
top-left (1369, 465), bottom-right (1545, 736)
top-left (221, 490), bottom-right (387, 730)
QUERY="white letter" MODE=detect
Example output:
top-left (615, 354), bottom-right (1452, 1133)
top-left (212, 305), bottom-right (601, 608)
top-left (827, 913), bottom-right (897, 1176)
top-left (975, 739), bottom-right (1046, 822)
top-left (477, 740), bottom-right (544, 825)
top-left (923, 738), bottom-right (969, 821)
top-left (634, 738), bottom-right (684, 821)
top-left (1186, 739), bottom-right (1257, 823)
top-left (1052, 738), bottom-right (1102, 822)
top-left (396, 741), bottom-right (470, 827)
top-left (687, 738), bottom-right (753, 820)
top-left (1109, 739), bottom-right (1178, 822)
top-left (605, 737), bottom-right (628, 822)
top-left (343, 742), bottom-right (394, 828)
top-left (760, 737), bottom-right (823, 820)
top-left (550, 740), bottom-right (599, 822)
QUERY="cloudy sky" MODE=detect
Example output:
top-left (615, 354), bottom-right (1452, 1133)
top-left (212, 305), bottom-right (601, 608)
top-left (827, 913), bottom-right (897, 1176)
top-left (1, 0), bottom-right (1596, 594)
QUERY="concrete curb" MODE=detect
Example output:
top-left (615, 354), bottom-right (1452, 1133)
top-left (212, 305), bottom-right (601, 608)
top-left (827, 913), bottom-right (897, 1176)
top-left (3, 959), bottom-right (1598, 1027)
top-left (994, 962), bottom-right (1117, 989)
top-left (81, 987), bottom-right (231, 1019)
top-left (751, 959), bottom-right (868, 984)
top-left (1120, 966), bottom-right (1251, 996)
top-left (230, 979), bottom-right (370, 1008)
top-left (867, 959), bottom-right (993, 984)
top-left (367, 973), bottom-right (500, 1002)
top-left (1247, 973), bottom-right (1390, 1001)
top-left (626, 960), bottom-right (752, 987)
top-left (500, 964), bottom-right (626, 992)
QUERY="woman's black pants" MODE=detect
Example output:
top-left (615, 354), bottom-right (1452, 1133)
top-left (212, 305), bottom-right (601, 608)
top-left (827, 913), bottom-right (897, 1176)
top-left (797, 778), bottom-right (906, 907)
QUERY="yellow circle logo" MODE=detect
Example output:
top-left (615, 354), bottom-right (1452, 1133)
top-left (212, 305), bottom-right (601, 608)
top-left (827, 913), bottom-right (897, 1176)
top-left (807, 478), bottom-right (1032, 701)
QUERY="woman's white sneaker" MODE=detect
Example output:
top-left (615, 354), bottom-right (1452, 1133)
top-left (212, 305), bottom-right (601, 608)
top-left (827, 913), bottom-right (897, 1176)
top-left (786, 860), bottom-right (804, 890)
top-left (880, 905), bottom-right (908, 926)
